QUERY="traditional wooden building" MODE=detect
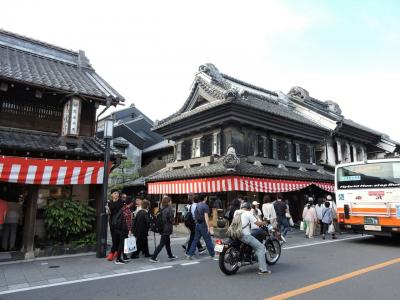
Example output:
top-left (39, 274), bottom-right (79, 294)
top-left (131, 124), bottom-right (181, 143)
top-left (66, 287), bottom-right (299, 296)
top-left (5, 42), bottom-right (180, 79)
top-left (146, 64), bottom-right (335, 222)
top-left (0, 29), bottom-right (123, 260)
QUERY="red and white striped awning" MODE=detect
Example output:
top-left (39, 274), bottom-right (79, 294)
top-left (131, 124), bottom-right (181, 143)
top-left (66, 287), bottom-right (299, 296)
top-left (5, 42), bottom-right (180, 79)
top-left (147, 176), bottom-right (334, 195)
top-left (0, 156), bottom-right (107, 185)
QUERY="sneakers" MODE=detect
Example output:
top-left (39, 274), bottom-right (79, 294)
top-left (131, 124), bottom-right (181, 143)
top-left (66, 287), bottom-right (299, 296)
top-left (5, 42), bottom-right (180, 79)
top-left (114, 259), bottom-right (126, 265)
top-left (168, 255), bottom-right (178, 260)
top-left (106, 252), bottom-right (114, 261)
top-left (198, 248), bottom-right (206, 255)
top-left (149, 258), bottom-right (159, 263)
top-left (258, 270), bottom-right (272, 275)
top-left (113, 252), bottom-right (118, 260)
top-left (185, 255), bottom-right (194, 260)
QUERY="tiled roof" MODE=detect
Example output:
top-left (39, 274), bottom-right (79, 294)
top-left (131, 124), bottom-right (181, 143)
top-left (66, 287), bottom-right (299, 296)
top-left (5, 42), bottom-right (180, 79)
top-left (0, 127), bottom-right (122, 159)
top-left (342, 119), bottom-right (383, 136)
top-left (154, 76), bottom-right (325, 130)
top-left (146, 158), bottom-right (333, 182)
top-left (0, 29), bottom-right (123, 102)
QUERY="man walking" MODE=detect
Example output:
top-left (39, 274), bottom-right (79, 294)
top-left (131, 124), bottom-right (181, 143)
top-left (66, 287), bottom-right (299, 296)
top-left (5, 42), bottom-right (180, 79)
top-left (186, 194), bottom-right (215, 259)
top-left (273, 194), bottom-right (289, 242)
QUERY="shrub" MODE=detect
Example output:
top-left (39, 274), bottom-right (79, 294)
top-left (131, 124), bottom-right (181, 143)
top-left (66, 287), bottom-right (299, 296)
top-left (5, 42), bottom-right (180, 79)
top-left (44, 199), bottom-right (96, 244)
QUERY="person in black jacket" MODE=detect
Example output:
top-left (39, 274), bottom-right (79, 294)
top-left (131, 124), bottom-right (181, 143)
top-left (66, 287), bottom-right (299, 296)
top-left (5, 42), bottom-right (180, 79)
top-left (131, 199), bottom-right (151, 258)
top-left (106, 189), bottom-right (123, 261)
top-left (149, 196), bottom-right (177, 263)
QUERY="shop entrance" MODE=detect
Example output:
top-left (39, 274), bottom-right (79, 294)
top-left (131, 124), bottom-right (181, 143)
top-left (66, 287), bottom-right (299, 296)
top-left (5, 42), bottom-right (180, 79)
top-left (0, 182), bottom-right (30, 261)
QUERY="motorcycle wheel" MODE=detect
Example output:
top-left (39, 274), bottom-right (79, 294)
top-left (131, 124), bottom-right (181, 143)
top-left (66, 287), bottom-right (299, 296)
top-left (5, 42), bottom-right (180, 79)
top-left (218, 246), bottom-right (240, 275)
top-left (265, 238), bottom-right (281, 265)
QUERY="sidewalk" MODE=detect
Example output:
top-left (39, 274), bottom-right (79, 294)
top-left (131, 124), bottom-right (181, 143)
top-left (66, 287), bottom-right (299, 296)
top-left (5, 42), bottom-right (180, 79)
top-left (0, 228), bottom-right (359, 293)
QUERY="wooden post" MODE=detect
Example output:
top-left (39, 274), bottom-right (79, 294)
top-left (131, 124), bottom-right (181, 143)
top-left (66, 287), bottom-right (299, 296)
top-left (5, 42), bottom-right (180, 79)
top-left (23, 186), bottom-right (38, 259)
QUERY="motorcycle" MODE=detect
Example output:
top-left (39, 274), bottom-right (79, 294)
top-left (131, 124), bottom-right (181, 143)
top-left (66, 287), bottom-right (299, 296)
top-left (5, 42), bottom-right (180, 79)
top-left (215, 224), bottom-right (281, 275)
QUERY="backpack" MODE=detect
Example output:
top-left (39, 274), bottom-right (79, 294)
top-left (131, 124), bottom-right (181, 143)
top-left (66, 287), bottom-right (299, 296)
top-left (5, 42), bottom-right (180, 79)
top-left (184, 205), bottom-right (195, 229)
top-left (226, 211), bottom-right (250, 240)
top-left (153, 208), bottom-right (164, 233)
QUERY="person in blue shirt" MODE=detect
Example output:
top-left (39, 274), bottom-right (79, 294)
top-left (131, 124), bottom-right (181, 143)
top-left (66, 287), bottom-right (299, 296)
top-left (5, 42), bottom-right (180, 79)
top-left (186, 194), bottom-right (215, 259)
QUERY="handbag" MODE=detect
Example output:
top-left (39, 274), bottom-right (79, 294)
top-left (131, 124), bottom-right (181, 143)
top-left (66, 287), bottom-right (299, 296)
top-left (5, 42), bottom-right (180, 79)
top-left (289, 217), bottom-right (294, 227)
top-left (124, 235), bottom-right (137, 254)
top-left (328, 223), bottom-right (335, 234)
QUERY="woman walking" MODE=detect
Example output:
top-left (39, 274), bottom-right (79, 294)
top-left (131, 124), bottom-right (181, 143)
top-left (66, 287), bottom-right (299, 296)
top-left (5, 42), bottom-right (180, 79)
top-left (149, 196), bottom-right (177, 262)
top-left (115, 198), bottom-right (134, 264)
top-left (322, 201), bottom-right (336, 240)
top-left (302, 198), bottom-right (318, 238)
top-left (131, 199), bottom-right (151, 258)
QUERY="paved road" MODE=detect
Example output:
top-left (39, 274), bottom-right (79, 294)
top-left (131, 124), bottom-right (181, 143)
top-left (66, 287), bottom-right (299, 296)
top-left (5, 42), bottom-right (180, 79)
top-left (2, 235), bottom-right (400, 300)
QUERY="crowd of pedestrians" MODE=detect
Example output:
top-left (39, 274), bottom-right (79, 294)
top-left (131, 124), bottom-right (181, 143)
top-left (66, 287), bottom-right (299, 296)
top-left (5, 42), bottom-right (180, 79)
top-left (302, 194), bottom-right (338, 239)
top-left (105, 188), bottom-right (336, 265)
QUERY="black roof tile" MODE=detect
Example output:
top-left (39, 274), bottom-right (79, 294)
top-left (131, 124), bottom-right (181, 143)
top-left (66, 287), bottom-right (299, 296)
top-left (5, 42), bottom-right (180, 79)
top-left (0, 127), bottom-right (122, 159)
top-left (147, 158), bottom-right (333, 182)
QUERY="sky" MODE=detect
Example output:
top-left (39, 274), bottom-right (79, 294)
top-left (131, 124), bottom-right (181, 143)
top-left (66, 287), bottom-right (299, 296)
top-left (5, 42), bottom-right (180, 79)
top-left (2, 0), bottom-right (400, 142)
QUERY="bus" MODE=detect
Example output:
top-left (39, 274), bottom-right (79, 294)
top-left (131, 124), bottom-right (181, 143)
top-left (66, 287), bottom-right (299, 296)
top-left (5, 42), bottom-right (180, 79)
top-left (335, 158), bottom-right (400, 237)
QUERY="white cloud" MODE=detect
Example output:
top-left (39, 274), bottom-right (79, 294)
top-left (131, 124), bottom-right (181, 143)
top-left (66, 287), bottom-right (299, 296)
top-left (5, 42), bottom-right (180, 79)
top-left (1, 0), bottom-right (399, 143)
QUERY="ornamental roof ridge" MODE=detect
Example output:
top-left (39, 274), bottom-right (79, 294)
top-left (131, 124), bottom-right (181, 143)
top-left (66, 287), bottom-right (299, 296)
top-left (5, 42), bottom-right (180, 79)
top-left (222, 73), bottom-right (278, 97)
top-left (0, 28), bottom-right (77, 55)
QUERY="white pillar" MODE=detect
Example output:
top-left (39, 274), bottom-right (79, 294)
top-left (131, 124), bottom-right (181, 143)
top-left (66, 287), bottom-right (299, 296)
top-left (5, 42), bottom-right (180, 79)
top-left (352, 144), bottom-right (358, 162)
top-left (345, 143), bottom-right (351, 163)
top-left (327, 143), bottom-right (336, 166)
top-left (336, 140), bottom-right (342, 163)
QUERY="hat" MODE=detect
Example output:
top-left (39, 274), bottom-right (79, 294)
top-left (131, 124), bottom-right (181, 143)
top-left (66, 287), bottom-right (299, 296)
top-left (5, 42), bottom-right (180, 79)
top-left (241, 202), bottom-right (252, 209)
top-left (252, 201), bottom-right (260, 206)
top-left (326, 195), bottom-right (332, 200)
top-left (110, 188), bottom-right (119, 195)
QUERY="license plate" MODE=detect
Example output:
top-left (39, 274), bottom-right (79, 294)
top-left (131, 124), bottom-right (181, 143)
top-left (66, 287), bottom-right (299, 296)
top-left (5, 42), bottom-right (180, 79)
top-left (364, 217), bottom-right (379, 225)
top-left (364, 225), bottom-right (381, 231)
top-left (214, 244), bottom-right (224, 252)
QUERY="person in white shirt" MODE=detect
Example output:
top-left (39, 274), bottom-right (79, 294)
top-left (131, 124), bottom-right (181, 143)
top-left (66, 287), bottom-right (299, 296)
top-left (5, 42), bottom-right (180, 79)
top-left (262, 195), bottom-right (277, 228)
top-left (315, 198), bottom-right (324, 235)
top-left (233, 202), bottom-right (270, 275)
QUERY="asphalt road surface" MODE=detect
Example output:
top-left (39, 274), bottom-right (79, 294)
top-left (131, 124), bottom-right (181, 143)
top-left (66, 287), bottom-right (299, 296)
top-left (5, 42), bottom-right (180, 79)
top-left (3, 235), bottom-right (400, 300)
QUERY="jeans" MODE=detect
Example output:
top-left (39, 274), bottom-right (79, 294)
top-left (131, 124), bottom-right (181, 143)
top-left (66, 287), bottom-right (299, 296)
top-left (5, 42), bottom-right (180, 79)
top-left (240, 234), bottom-right (268, 272)
top-left (152, 234), bottom-right (173, 259)
top-left (277, 216), bottom-right (289, 237)
top-left (186, 227), bottom-right (205, 254)
top-left (187, 223), bottom-right (215, 257)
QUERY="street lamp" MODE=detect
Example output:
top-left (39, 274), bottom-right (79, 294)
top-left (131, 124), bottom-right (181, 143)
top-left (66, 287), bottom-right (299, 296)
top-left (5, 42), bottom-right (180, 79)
top-left (96, 116), bottom-right (114, 258)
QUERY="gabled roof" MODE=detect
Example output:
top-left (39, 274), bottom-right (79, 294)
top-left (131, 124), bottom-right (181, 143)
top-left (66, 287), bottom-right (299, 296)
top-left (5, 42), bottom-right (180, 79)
top-left (154, 64), bottom-right (326, 131)
top-left (0, 29), bottom-right (123, 103)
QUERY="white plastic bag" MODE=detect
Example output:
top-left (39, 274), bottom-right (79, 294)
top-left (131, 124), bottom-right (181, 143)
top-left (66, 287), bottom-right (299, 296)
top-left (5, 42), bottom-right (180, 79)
top-left (124, 235), bottom-right (137, 254)
top-left (328, 223), bottom-right (335, 234)
top-left (289, 217), bottom-right (294, 227)
top-left (300, 221), bottom-right (305, 231)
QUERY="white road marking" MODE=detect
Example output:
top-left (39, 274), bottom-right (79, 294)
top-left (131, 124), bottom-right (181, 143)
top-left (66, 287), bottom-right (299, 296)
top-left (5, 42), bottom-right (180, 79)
top-left (0, 266), bottom-right (173, 295)
top-left (180, 262), bottom-right (200, 266)
top-left (283, 235), bottom-right (371, 250)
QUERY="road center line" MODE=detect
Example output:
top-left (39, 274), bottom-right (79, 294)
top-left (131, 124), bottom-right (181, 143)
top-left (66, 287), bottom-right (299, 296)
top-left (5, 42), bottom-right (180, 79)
top-left (0, 265), bottom-right (173, 295)
top-left (266, 257), bottom-right (400, 300)
top-left (283, 235), bottom-right (370, 250)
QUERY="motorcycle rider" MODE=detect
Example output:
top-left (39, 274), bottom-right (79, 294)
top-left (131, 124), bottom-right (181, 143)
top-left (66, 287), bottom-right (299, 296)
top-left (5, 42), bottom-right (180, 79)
top-left (234, 202), bottom-right (271, 275)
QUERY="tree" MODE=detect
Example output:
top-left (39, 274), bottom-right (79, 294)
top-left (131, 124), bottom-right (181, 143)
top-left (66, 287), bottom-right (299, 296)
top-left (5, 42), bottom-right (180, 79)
top-left (109, 159), bottom-right (138, 191)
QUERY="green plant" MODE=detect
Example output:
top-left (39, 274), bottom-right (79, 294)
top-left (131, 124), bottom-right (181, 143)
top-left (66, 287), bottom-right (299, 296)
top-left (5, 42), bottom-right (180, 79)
top-left (72, 233), bottom-right (97, 247)
top-left (109, 158), bottom-right (139, 190)
top-left (44, 199), bottom-right (96, 244)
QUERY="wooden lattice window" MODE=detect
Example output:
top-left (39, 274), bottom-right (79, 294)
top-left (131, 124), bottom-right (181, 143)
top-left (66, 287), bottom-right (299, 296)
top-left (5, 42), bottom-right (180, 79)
top-left (277, 140), bottom-right (289, 161)
top-left (0, 97), bottom-right (62, 120)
